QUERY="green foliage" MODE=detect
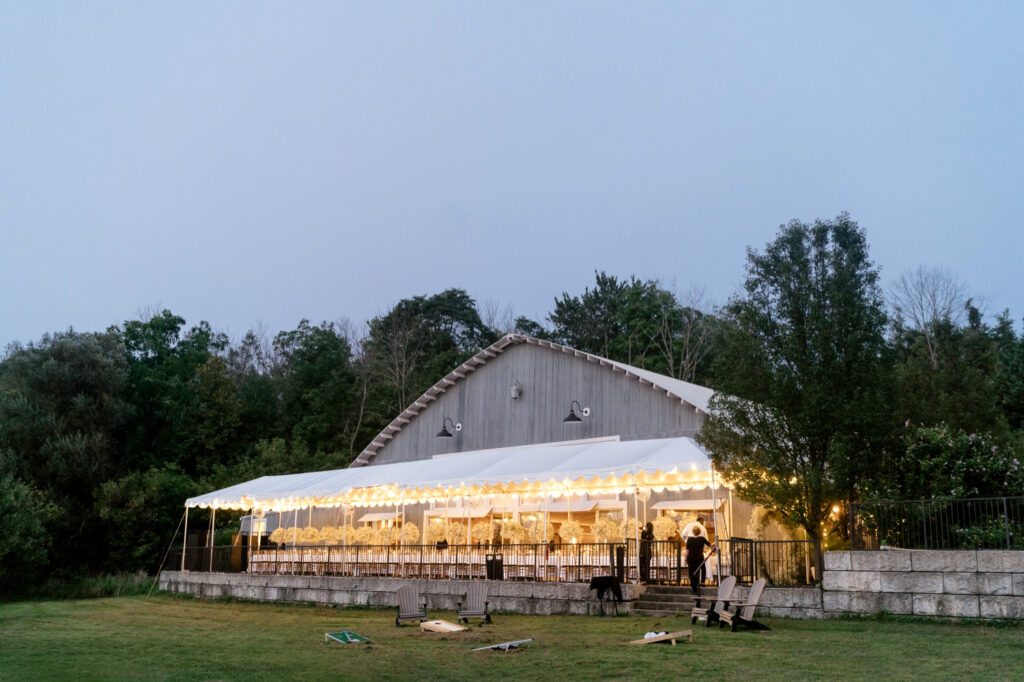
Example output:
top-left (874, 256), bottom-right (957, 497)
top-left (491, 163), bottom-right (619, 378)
top-left (0, 474), bottom-right (58, 593)
top-left (872, 424), bottom-right (1023, 499)
top-left (892, 308), bottom-right (1008, 437)
top-left (273, 320), bottom-right (358, 458)
top-left (698, 215), bottom-right (893, 542)
top-left (954, 517), bottom-right (1024, 550)
top-left (364, 288), bottom-right (497, 415)
top-left (96, 464), bottom-right (199, 572)
top-left (550, 271), bottom-right (718, 383)
top-left (113, 310), bottom-right (230, 475)
top-left (0, 330), bottom-right (132, 577)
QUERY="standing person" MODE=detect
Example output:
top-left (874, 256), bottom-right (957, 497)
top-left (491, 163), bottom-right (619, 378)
top-left (685, 526), bottom-right (713, 595)
top-left (639, 522), bottom-right (654, 584)
top-left (682, 515), bottom-right (708, 540)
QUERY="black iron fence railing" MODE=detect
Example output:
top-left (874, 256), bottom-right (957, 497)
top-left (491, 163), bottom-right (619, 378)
top-left (851, 496), bottom-right (1024, 550)
top-left (166, 538), bottom-right (818, 586)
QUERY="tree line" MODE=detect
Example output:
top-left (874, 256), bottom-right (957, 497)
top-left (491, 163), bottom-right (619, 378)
top-left (1, 213), bottom-right (1022, 593)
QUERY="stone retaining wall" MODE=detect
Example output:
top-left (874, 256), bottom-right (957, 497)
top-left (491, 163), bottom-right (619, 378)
top-left (160, 550), bottom-right (1024, 620)
top-left (823, 550), bottom-right (1024, 618)
top-left (158, 571), bottom-right (640, 616)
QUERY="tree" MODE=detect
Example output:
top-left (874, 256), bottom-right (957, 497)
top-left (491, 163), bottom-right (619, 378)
top-left (113, 310), bottom-right (229, 475)
top-left (0, 330), bottom-right (133, 576)
top-left (889, 265), bottom-right (967, 369)
top-left (273, 320), bottom-right (358, 458)
top-left (0, 474), bottom-right (58, 593)
top-left (550, 272), bottom-right (718, 383)
top-left (697, 214), bottom-right (893, 567)
top-left (363, 289), bottom-right (497, 416)
top-left (96, 464), bottom-right (199, 572)
top-left (892, 307), bottom-right (1007, 436)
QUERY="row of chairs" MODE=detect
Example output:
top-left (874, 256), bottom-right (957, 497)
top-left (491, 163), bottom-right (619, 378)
top-left (396, 583), bottom-right (493, 627)
top-left (690, 576), bottom-right (769, 631)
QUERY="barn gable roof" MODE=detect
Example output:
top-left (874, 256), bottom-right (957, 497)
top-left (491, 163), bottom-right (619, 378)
top-left (351, 334), bottom-right (715, 467)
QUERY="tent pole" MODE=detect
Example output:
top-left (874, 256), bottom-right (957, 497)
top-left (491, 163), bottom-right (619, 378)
top-left (632, 477), bottom-right (640, 584)
top-left (209, 508), bottom-right (216, 572)
top-left (181, 507), bottom-right (189, 571)
top-left (710, 466), bottom-right (722, 584)
top-left (399, 495), bottom-right (406, 578)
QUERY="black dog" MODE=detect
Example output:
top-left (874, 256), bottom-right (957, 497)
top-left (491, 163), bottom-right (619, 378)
top-left (589, 575), bottom-right (623, 605)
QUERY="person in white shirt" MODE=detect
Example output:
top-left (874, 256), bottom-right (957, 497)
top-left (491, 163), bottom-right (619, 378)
top-left (681, 515), bottom-right (707, 540)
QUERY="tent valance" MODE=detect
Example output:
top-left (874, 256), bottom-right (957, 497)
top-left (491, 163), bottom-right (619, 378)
top-left (185, 436), bottom-right (720, 512)
top-left (651, 499), bottom-right (727, 512)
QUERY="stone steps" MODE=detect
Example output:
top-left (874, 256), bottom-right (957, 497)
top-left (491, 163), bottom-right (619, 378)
top-left (632, 585), bottom-right (718, 615)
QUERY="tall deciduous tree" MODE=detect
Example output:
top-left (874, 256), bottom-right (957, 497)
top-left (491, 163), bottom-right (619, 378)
top-left (550, 272), bottom-right (717, 383)
top-left (698, 214), bottom-right (893, 561)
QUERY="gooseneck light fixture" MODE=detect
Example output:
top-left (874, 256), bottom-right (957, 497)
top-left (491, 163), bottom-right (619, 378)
top-left (563, 400), bottom-right (590, 423)
top-left (435, 416), bottom-right (462, 438)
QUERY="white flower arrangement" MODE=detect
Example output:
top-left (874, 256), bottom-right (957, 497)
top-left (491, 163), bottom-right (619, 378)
top-left (559, 519), bottom-right (584, 542)
top-left (352, 526), bottom-right (375, 545)
top-left (401, 522), bottom-right (420, 544)
top-left (593, 517), bottom-right (624, 542)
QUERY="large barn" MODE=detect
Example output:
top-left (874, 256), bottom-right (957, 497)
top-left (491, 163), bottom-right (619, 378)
top-left (181, 334), bottom-right (765, 585)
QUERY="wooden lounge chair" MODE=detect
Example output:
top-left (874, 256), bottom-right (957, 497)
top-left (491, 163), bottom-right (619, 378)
top-left (457, 582), bottom-right (492, 624)
top-left (691, 575), bottom-right (736, 627)
top-left (718, 577), bottom-right (769, 631)
top-left (395, 585), bottom-right (428, 626)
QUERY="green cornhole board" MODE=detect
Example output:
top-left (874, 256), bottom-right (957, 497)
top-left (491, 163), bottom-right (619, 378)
top-left (326, 630), bottom-right (371, 644)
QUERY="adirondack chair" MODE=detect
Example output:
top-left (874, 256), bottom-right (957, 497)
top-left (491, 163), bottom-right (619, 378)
top-left (691, 575), bottom-right (736, 627)
top-left (718, 577), bottom-right (769, 631)
top-left (395, 585), bottom-right (428, 626)
top-left (457, 582), bottom-right (492, 624)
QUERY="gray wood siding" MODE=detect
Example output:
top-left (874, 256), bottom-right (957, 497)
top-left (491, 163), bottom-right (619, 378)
top-left (370, 343), bottom-right (703, 465)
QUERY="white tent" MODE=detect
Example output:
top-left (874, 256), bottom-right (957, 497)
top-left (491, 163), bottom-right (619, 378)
top-left (185, 436), bottom-right (717, 512)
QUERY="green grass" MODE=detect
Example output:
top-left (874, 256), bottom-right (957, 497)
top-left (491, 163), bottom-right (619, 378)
top-left (1, 594), bottom-right (1022, 681)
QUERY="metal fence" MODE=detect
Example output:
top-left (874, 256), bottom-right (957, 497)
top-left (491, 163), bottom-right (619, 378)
top-left (851, 496), bottom-right (1024, 550)
top-left (167, 537), bottom-right (817, 586)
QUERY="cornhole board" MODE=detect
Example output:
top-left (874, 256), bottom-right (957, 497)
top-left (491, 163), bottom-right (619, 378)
top-left (629, 630), bottom-right (693, 646)
top-left (420, 619), bottom-right (468, 633)
top-left (325, 630), bottom-right (371, 644)
top-left (473, 638), bottom-right (532, 652)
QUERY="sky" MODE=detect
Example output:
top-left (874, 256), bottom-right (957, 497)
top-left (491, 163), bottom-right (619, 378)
top-left (2, 2), bottom-right (1022, 347)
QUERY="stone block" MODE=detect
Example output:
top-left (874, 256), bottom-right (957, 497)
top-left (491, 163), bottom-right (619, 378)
top-left (822, 570), bottom-right (881, 592)
top-left (941, 573), bottom-right (979, 594)
top-left (979, 596), bottom-right (1024, 619)
top-left (913, 594), bottom-right (979, 618)
top-left (855, 592), bottom-right (913, 615)
top-left (762, 587), bottom-right (820, 608)
top-left (979, 573), bottom-right (1013, 596)
top-left (851, 551), bottom-right (912, 572)
top-left (880, 571), bottom-right (942, 593)
top-left (910, 550), bottom-right (977, 572)
top-left (1013, 574), bottom-right (1024, 596)
top-left (767, 606), bottom-right (823, 619)
top-left (822, 592), bottom-right (850, 612)
top-left (976, 551), bottom-right (1024, 573)
top-left (824, 551), bottom-right (852, 571)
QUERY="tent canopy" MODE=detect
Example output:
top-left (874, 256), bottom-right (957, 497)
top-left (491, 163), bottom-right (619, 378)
top-left (185, 436), bottom-right (718, 512)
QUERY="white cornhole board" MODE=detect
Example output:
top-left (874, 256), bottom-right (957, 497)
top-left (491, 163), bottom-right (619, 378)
top-left (420, 619), bottom-right (468, 633)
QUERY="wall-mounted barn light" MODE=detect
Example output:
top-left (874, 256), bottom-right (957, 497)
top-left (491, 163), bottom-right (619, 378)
top-left (563, 400), bottom-right (590, 423)
top-left (436, 416), bottom-right (462, 438)
top-left (510, 380), bottom-right (522, 399)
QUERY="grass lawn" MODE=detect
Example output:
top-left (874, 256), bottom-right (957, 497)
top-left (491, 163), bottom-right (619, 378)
top-left (1, 594), bottom-right (1022, 681)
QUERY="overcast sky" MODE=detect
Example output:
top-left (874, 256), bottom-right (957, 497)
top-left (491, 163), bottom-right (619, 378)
top-left (2, 2), bottom-right (1022, 347)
